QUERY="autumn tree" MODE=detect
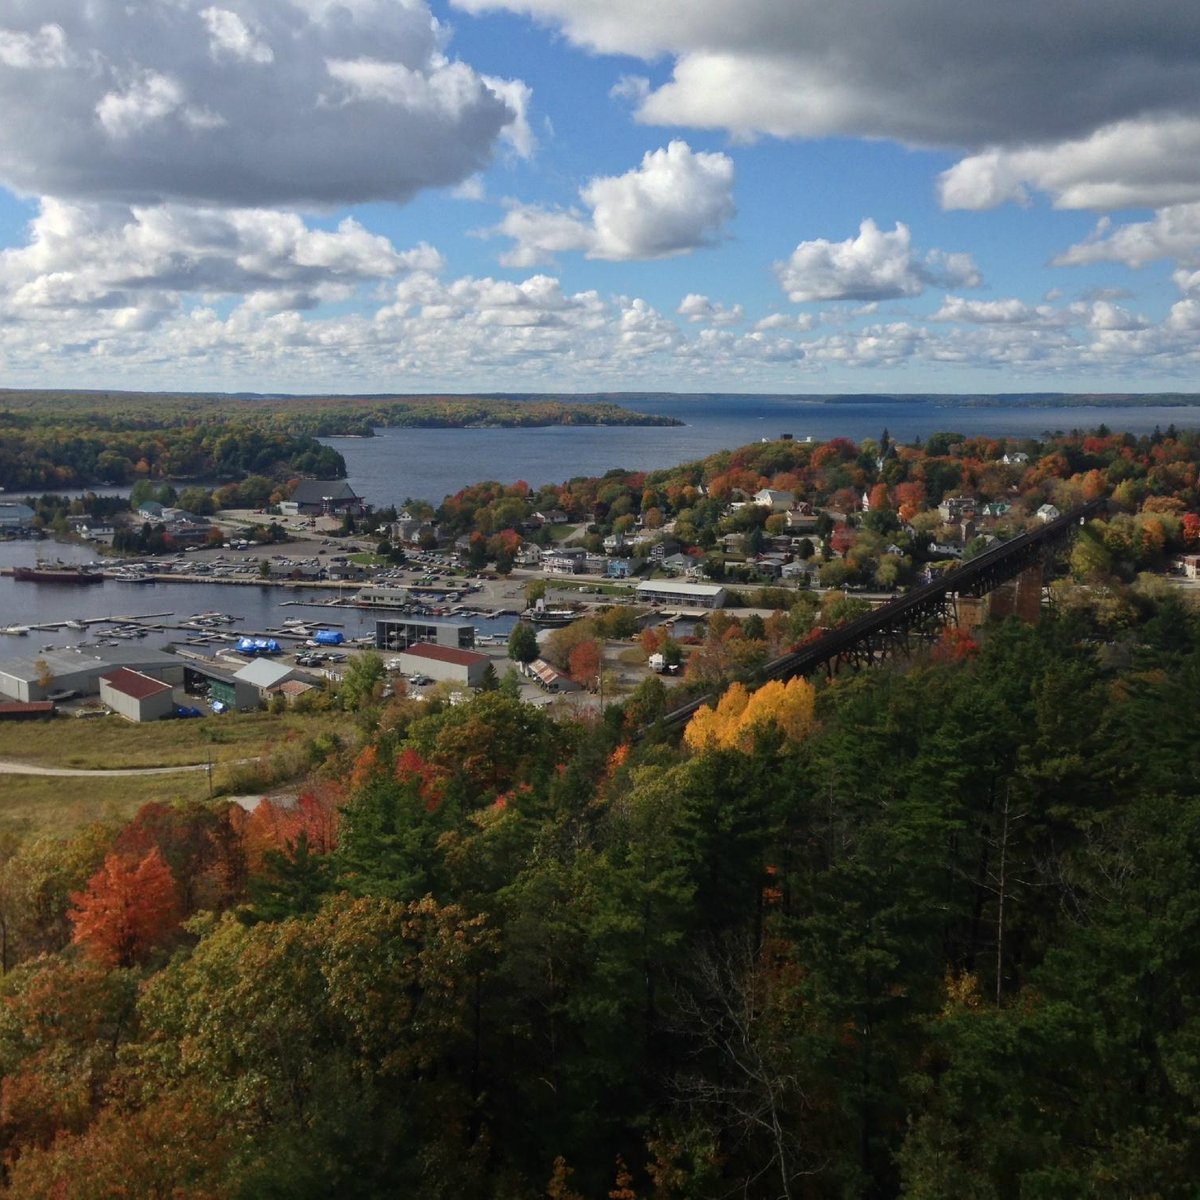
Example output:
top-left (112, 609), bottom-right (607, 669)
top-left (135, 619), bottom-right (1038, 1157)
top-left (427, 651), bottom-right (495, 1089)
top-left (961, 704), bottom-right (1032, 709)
top-left (568, 638), bottom-right (602, 687)
top-left (69, 848), bottom-right (180, 968)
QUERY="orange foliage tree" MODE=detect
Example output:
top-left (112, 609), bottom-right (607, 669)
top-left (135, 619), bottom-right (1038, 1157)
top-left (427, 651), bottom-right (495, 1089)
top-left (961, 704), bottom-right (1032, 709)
top-left (68, 848), bottom-right (179, 968)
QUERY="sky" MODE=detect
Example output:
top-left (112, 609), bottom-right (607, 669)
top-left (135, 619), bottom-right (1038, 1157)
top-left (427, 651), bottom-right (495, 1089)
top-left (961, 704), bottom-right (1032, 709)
top-left (3, 1), bottom-right (1200, 396)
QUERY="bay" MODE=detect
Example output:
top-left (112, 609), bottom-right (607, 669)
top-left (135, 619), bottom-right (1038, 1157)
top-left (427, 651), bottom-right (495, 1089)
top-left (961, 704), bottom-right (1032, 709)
top-left (326, 395), bottom-right (1200, 508)
top-left (3, 394), bottom-right (1198, 664)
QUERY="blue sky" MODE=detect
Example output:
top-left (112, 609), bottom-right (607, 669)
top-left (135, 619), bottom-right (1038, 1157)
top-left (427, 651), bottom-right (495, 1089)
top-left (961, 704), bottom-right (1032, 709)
top-left (1, 0), bottom-right (1198, 395)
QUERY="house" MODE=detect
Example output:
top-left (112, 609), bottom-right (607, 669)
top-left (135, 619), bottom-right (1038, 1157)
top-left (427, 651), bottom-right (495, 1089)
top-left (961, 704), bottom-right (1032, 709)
top-left (1002, 451), bottom-right (1030, 466)
top-left (938, 496), bottom-right (978, 523)
top-left (606, 559), bottom-right (633, 579)
top-left (543, 547), bottom-right (586, 575)
top-left (1036, 503), bottom-right (1061, 523)
top-left (99, 668), bottom-right (176, 722)
top-left (525, 658), bottom-right (581, 693)
top-left (784, 510), bottom-right (819, 533)
top-left (602, 532), bottom-right (627, 554)
top-left (515, 544), bottom-right (543, 566)
top-left (781, 559), bottom-right (819, 581)
top-left (660, 552), bottom-right (693, 575)
top-left (981, 501), bottom-right (1011, 518)
top-left (534, 509), bottom-right (569, 525)
top-left (137, 501), bottom-right (165, 520)
top-left (289, 479), bottom-right (364, 517)
top-left (754, 488), bottom-right (795, 512)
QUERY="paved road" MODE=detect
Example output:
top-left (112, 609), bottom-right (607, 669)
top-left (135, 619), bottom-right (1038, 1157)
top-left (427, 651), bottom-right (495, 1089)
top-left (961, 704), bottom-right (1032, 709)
top-left (0, 758), bottom-right (219, 777)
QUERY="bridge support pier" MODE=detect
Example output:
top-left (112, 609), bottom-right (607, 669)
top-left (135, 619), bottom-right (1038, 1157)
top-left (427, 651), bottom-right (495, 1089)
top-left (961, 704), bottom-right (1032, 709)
top-left (985, 562), bottom-right (1044, 623)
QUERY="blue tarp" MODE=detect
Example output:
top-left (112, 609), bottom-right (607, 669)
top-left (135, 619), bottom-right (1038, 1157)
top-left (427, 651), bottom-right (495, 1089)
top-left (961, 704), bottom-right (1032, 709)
top-left (313, 629), bottom-right (345, 645)
top-left (236, 636), bottom-right (282, 655)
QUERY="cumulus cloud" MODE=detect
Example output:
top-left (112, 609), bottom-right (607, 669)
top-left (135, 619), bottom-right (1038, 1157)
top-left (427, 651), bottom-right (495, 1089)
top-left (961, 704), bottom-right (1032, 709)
top-left (939, 118), bottom-right (1200, 212)
top-left (492, 141), bottom-right (734, 265)
top-left (0, 199), bottom-right (441, 319)
top-left (0, 1), bottom-right (529, 207)
top-left (677, 293), bottom-right (744, 326)
top-left (931, 297), bottom-right (1064, 326)
top-left (454, 0), bottom-right (1200, 210)
top-left (775, 220), bottom-right (980, 304)
top-left (1054, 204), bottom-right (1200, 270)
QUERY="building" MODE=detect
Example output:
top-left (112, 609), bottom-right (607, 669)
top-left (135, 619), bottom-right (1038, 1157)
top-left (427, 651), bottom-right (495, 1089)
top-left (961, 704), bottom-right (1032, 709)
top-left (1036, 503), bottom-right (1061, 523)
top-left (375, 618), bottom-right (475, 652)
top-left (99, 668), bottom-right (176, 722)
top-left (233, 658), bottom-right (311, 701)
top-left (754, 488), bottom-right (795, 512)
top-left (525, 658), bottom-right (582, 693)
top-left (635, 580), bottom-right (728, 609)
top-left (543, 547), bottom-right (586, 574)
top-left (354, 585), bottom-right (412, 608)
top-left (390, 643), bottom-right (490, 688)
top-left (0, 502), bottom-right (36, 529)
top-left (0, 647), bottom-right (183, 703)
top-left (180, 661), bottom-right (260, 712)
top-left (289, 480), bottom-right (364, 517)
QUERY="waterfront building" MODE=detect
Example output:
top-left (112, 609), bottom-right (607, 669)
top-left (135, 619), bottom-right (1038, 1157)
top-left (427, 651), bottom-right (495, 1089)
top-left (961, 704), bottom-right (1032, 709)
top-left (375, 618), bottom-right (475, 652)
top-left (634, 580), bottom-right (728, 610)
top-left (390, 643), bottom-right (490, 688)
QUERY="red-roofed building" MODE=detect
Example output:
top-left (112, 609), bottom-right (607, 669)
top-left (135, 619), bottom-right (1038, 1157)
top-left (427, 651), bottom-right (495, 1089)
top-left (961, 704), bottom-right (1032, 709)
top-left (100, 667), bottom-right (176, 722)
top-left (0, 701), bottom-right (56, 720)
top-left (392, 642), bottom-right (491, 688)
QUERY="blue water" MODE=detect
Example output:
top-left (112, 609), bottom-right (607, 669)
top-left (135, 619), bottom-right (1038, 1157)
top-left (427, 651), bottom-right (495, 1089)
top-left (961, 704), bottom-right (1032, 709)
top-left (327, 395), bottom-right (1200, 507)
top-left (0, 541), bottom-right (515, 665)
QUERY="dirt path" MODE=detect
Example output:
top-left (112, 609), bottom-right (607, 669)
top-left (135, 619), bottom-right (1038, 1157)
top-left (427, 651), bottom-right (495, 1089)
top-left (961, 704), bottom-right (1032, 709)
top-left (0, 758), bottom-right (218, 777)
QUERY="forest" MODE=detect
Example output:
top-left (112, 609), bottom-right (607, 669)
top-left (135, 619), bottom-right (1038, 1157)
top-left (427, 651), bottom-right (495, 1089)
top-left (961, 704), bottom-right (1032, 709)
top-left (0, 579), bottom-right (1197, 1197)
top-left (0, 391), bottom-right (678, 490)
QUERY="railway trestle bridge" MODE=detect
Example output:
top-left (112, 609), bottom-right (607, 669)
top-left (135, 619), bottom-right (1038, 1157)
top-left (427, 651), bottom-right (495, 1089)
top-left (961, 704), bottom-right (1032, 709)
top-left (655, 497), bottom-right (1108, 735)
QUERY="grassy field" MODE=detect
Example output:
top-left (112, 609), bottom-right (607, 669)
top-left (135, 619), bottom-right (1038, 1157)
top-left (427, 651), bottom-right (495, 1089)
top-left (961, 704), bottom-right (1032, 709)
top-left (0, 710), bottom-right (351, 770)
top-left (0, 772), bottom-right (213, 837)
top-left (0, 710), bottom-right (358, 836)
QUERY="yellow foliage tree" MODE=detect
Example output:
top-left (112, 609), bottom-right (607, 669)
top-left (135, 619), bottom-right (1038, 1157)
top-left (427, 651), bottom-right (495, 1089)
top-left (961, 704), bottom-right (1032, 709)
top-left (683, 677), bottom-right (815, 752)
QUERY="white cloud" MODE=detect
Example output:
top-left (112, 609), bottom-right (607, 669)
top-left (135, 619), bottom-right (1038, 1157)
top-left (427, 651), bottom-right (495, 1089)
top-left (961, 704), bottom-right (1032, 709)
top-left (775, 220), bottom-right (980, 304)
top-left (1055, 204), bottom-right (1200, 270)
top-left (0, 200), bottom-right (441, 321)
top-left (492, 140), bottom-right (734, 264)
top-left (455, 0), bottom-right (1200, 211)
top-left (677, 293), bottom-right (743, 325)
top-left (201, 8), bottom-right (274, 64)
top-left (931, 297), bottom-right (1062, 326)
top-left (0, 1), bottom-right (526, 207)
top-left (939, 117), bottom-right (1200, 212)
top-left (0, 23), bottom-right (69, 70)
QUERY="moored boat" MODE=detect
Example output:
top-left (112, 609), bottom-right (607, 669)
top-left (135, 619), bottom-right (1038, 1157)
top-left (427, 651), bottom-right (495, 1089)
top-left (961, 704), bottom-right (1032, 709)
top-left (13, 565), bottom-right (103, 585)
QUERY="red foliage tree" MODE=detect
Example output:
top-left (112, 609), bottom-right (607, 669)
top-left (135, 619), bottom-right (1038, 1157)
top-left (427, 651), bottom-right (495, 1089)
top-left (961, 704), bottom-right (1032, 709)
top-left (68, 848), bottom-right (179, 968)
top-left (568, 639), bottom-right (602, 687)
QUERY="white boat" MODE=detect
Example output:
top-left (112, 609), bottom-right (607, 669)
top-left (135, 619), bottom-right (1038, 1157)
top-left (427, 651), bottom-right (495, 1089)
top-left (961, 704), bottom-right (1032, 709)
top-left (1, 625), bottom-right (29, 636)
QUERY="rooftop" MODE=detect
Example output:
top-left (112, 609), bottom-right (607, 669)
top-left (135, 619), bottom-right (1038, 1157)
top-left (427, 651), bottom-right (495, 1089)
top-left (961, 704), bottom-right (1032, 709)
top-left (100, 667), bottom-right (174, 699)
top-left (398, 643), bottom-right (488, 667)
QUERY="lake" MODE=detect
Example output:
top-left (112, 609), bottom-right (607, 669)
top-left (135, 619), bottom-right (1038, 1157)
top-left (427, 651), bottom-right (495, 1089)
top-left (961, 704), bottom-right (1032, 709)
top-left (325, 395), bottom-right (1200, 507)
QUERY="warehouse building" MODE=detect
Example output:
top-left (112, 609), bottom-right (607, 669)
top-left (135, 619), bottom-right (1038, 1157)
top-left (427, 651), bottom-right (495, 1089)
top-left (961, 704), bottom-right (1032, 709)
top-left (99, 668), bottom-right (176, 722)
top-left (635, 580), bottom-right (728, 610)
top-left (181, 661), bottom-right (260, 712)
top-left (390, 643), bottom-right (490, 689)
top-left (375, 618), bottom-right (475, 652)
top-left (233, 658), bottom-right (315, 702)
top-left (0, 647), bottom-right (183, 703)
